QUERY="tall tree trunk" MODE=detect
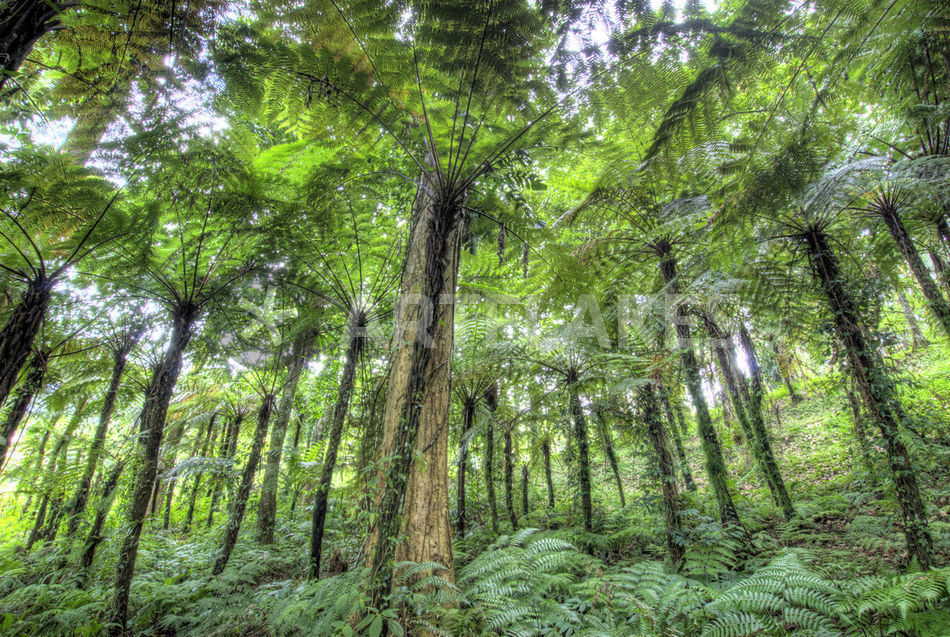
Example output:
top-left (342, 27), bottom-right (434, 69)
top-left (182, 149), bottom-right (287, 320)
top-left (638, 382), bottom-right (684, 568)
top-left (567, 380), bottom-right (593, 533)
top-left (656, 245), bottom-right (742, 528)
top-left (183, 412), bottom-right (218, 532)
top-left (0, 1), bottom-right (67, 90)
top-left (158, 420), bottom-right (187, 530)
top-left (0, 349), bottom-right (48, 472)
top-left (309, 318), bottom-right (362, 578)
top-left (878, 201), bottom-right (950, 340)
top-left (365, 179), bottom-right (463, 609)
top-left (542, 439), bottom-right (554, 509)
top-left (928, 248), bottom-right (950, 297)
top-left (456, 399), bottom-right (475, 538)
top-left (66, 342), bottom-right (134, 537)
top-left (593, 409), bottom-right (626, 506)
top-left (0, 276), bottom-right (51, 410)
top-left (20, 418), bottom-right (54, 513)
top-left (109, 303), bottom-right (199, 633)
top-left (212, 394), bottom-right (275, 575)
top-left (738, 324), bottom-right (796, 520)
top-left (895, 287), bottom-right (928, 349)
top-left (704, 315), bottom-right (788, 516)
top-left (79, 459), bottom-right (125, 580)
top-left (207, 411), bottom-right (244, 528)
top-left (484, 383), bottom-right (498, 532)
top-left (258, 334), bottom-right (312, 544)
top-left (521, 463), bottom-right (528, 517)
top-left (503, 425), bottom-right (517, 530)
top-left (26, 397), bottom-right (88, 549)
top-left (660, 390), bottom-right (696, 491)
top-left (803, 226), bottom-right (934, 569)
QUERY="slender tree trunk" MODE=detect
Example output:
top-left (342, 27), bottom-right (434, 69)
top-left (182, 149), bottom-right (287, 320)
top-left (109, 304), bottom-right (198, 632)
top-left (0, 276), bottom-right (51, 410)
top-left (657, 246), bottom-right (742, 528)
top-left (21, 419), bottom-right (54, 513)
top-left (207, 411), bottom-right (244, 528)
top-left (503, 425), bottom-right (517, 530)
top-left (183, 413), bottom-right (218, 532)
top-left (638, 382), bottom-right (684, 568)
top-left (879, 202), bottom-right (950, 340)
top-left (456, 399), bottom-right (475, 538)
top-left (895, 287), bottom-right (928, 349)
top-left (309, 319), bottom-right (362, 578)
top-left (27, 397), bottom-right (87, 549)
top-left (0, 1), bottom-right (67, 90)
top-left (738, 324), bottom-right (795, 520)
top-left (157, 420), bottom-right (187, 530)
top-left (212, 394), bottom-right (274, 575)
top-left (521, 463), bottom-right (528, 517)
top-left (0, 350), bottom-right (48, 472)
top-left (928, 248), bottom-right (950, 297)
top-left (484, 383), bottom-right (499, 532)
top-left (567, 381), bottom-right (593, 533)
top-left (542, 439), bottom-right (554, 509)
top-left (79, 459), bottom-right (125, 579)
top-left (673, 399), bottom-right (689, 437)
top-left (593, 409), bottom-right (626, 506)
top-left (258, 334), bottom-right (312, 544)
top-left (66, 343), bottom-right (133, 537)
top-left (661, 391), bottom-right (696, 491)
top-left (803, 227), bottom-right (934, 569)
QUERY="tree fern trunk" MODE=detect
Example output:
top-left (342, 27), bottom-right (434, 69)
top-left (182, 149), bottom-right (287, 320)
top-left (661, 390), bottom-right (696, 492)
top-left (895, 287), bottom-right (928, 349)
top-left (0, 350), bottom-right (48, 473)
top-left (804, 226), bottom-right (934, 569)
top-left (66, 343), bottom-right (133, 537)
top-left (771, 341), bottom-right (802, 403)
top-left (109, 304), bottom-right (198, 633)
top-left (542, 439), bottom-right (554, 509)
top-left (212, 393), bottom-right (275, 575)
top-left (365, 177), bottom-right (462, 610)
top-left (594, 409), bottom-right (626, 506)
top-left (207, 411), bottom-right (244, 529)
top-left (183, 413), bottom-right (218, 533)
top-left (879, 202), bottom-right (950, 340)
top-left (738, 324), bottom-right (795, 520)
top-left (0, 276), bottom-right (51, 412)
top-left (309, 320), bottom-right (362, 579)
top-left (657, 247), bottom-right (742, 529)
top-left (567, 381), bottom-right (593, 533)
top-left (456, 400), bottom-right (475, 538)
top-left (521, 463), bottom-right (529, 517)
top-left (79, 459), bottom-right (125, 580)
top-left (504, 425), bottom-right (517, 530)
top-left (258, 334), bottom-right (312, 544)
top-left (638, 382), bottom-right (684, 568)
top-left (484, 383), bottom-right (499, 532)
top-left (0, 1), bottom-right (66, 90)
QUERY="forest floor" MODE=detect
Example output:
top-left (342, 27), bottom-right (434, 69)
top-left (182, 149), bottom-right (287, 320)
top-left (1, 344), bottom-right (949, 635)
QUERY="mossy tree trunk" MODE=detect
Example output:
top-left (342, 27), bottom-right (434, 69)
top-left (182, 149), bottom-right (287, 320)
top-left (738, 324), bottom-right (795, 520)
top-left (456, 398), bottom-right (475, 538)
top-left (803, 226), bottom-right (934, 569)
top-left (542, 439), bottom-right (554, 509)
top-left (365, 177), bottom-right (462, 608)
top-left (258, 334), bottom-right (312, 544)
top-left (66, 337), bottom-right (136, 537)
top-left (660, 390), bottom-right (696, 492)
top-left (0, 350), bottom-right (48, 472)
top-left (212, 393), bottom-right (275, 575)
top-left (656, 244), bottom-right (742, 528)
top-left (183, 412), bottom-right (218, 532)
top-left (638, 382), bottom-right (684, 568)
top-left (0, 276), bottom-right (51, 411)
top-left (503, 422), bottom-right (517, 530)
top-left (309, 315), bottom-right (363, 578)
top-left (593, 408), bottom-right (626, 507)
top-left (567, 376), bottom-right (593, 533)
top-left (109, 302), bottom-right (199, 633)
top-left (484, 383), bottom-right (499, 532)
